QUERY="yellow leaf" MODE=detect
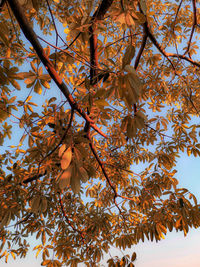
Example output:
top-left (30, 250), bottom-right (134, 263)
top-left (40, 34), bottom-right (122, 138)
top-left (95, 99), bottom-right (109, 107)
top-left (115, 12), bottom-right (126, 25)
top-left (64, 27), bottom-right (70, 34)
top-left (40, 79), bottom-right (50, 89)
top-left (34, 80), bottom-right (42, 95)
top-left (125, 13), bottom-right (135, 28)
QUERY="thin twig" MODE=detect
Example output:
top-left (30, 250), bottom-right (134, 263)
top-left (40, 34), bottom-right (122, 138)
top-left (58, 192), bottom-right (86, 242)
top-left (172, 0), bottom-right (184, 33)
top-left (22, 109), bottom-right (74, 184)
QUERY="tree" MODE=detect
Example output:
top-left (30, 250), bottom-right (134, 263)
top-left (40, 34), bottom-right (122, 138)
top-left (0, 0), bottom-right (200, 266)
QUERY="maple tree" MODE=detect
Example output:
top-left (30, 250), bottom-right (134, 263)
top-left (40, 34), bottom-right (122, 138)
top-left (0, 0), bottom-right (200, 266)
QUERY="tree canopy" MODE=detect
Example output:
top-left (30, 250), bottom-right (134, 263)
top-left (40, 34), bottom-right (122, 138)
top-left (0, 0), bottom-right (200, 266)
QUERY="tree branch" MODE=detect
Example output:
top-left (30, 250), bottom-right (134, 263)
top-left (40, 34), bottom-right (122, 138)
top-left (7, 0), bottom-right (107, 138)
top-left (134, 29), bottom-right (147, 70)
top-left (184, 0), bottom-right (197, 57)
top-left (58, 193), bottom-right (86, 242)
top-left (87, 130), bottom-right (123, 214)
top-left (143, 15), bottom-right (200, 69)
top-left (89, 0), bottom-right (114, 84)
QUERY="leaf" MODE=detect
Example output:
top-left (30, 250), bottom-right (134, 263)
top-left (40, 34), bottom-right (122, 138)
top-left (41, 197), bottom-right (48, 212)
top-left (122, 44), bottom-right (135, 69)
top-left (0, 211), bottom-right (11, 227)
top-left (40, 79), bottom-right (50, 89)
top-left (79, 167), bottom-right (89, 183)
top-left (30, 196), bottom-right (41, 214)
top-left (60, 146), bottom-right (72, 170)
top-left (125, 13), bottom-right (135, 28)
top-left (58, 166), bottom-right (72, 190)
top-left (10, 79), bottom-right (21, 90)
top-left (70, 165), bottom-right (81, 194)
top-left (34, 80), bottom-right (42, 94)
top-left (95, 99), bottom-right (109, 107)
top-left (58, 144), bottom-right (66, 157)
top-left (131, 252), bottom-right (137, 262)
top-left (140, 0), bottom-right (147, 14)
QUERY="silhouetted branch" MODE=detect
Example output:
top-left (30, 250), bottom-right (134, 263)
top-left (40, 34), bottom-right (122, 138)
top-left (134, 29), bottom-right (147, 70)
top-left (7, 0), bottom-right (107, 138)
top-left (184, 0), bottom-right (197, 57)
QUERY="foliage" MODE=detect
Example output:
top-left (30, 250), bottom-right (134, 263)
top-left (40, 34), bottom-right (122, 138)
top-left (0, 0), bottom-right (200, 266)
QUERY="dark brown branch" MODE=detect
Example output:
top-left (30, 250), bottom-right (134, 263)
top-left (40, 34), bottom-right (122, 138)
top-left (45, 0), bottom-right (59, 66)
top-left (92, 0), bottom-right (114, 21)
top-left (172, 0), bottom-right (184, 33)
top-left (89, 0), bottom-right (114, 84)
top-left (143, 21), bottom-right (176, 70)
top-left (37, 35), bottom-right (92, 69)
top-left (143, 15), bottom-right (200, 68)
top-left (184, 0), bottom-right (197, 56)
top-left (64, 32), bottom-right (81, 51)
top-left (87, 131), bottom-right (123, 214)
top-left (134, 29), bottom-right (147, 70)
top-left (7, 0), bottom-right (107, 138)
top-left (166, 53), bottom-right (200, 68)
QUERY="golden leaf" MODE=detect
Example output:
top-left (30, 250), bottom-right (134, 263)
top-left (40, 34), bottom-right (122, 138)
top-left (60, 146), bottom-right (72, 170)
top-left (58, 144), bottom-right (66, 158)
